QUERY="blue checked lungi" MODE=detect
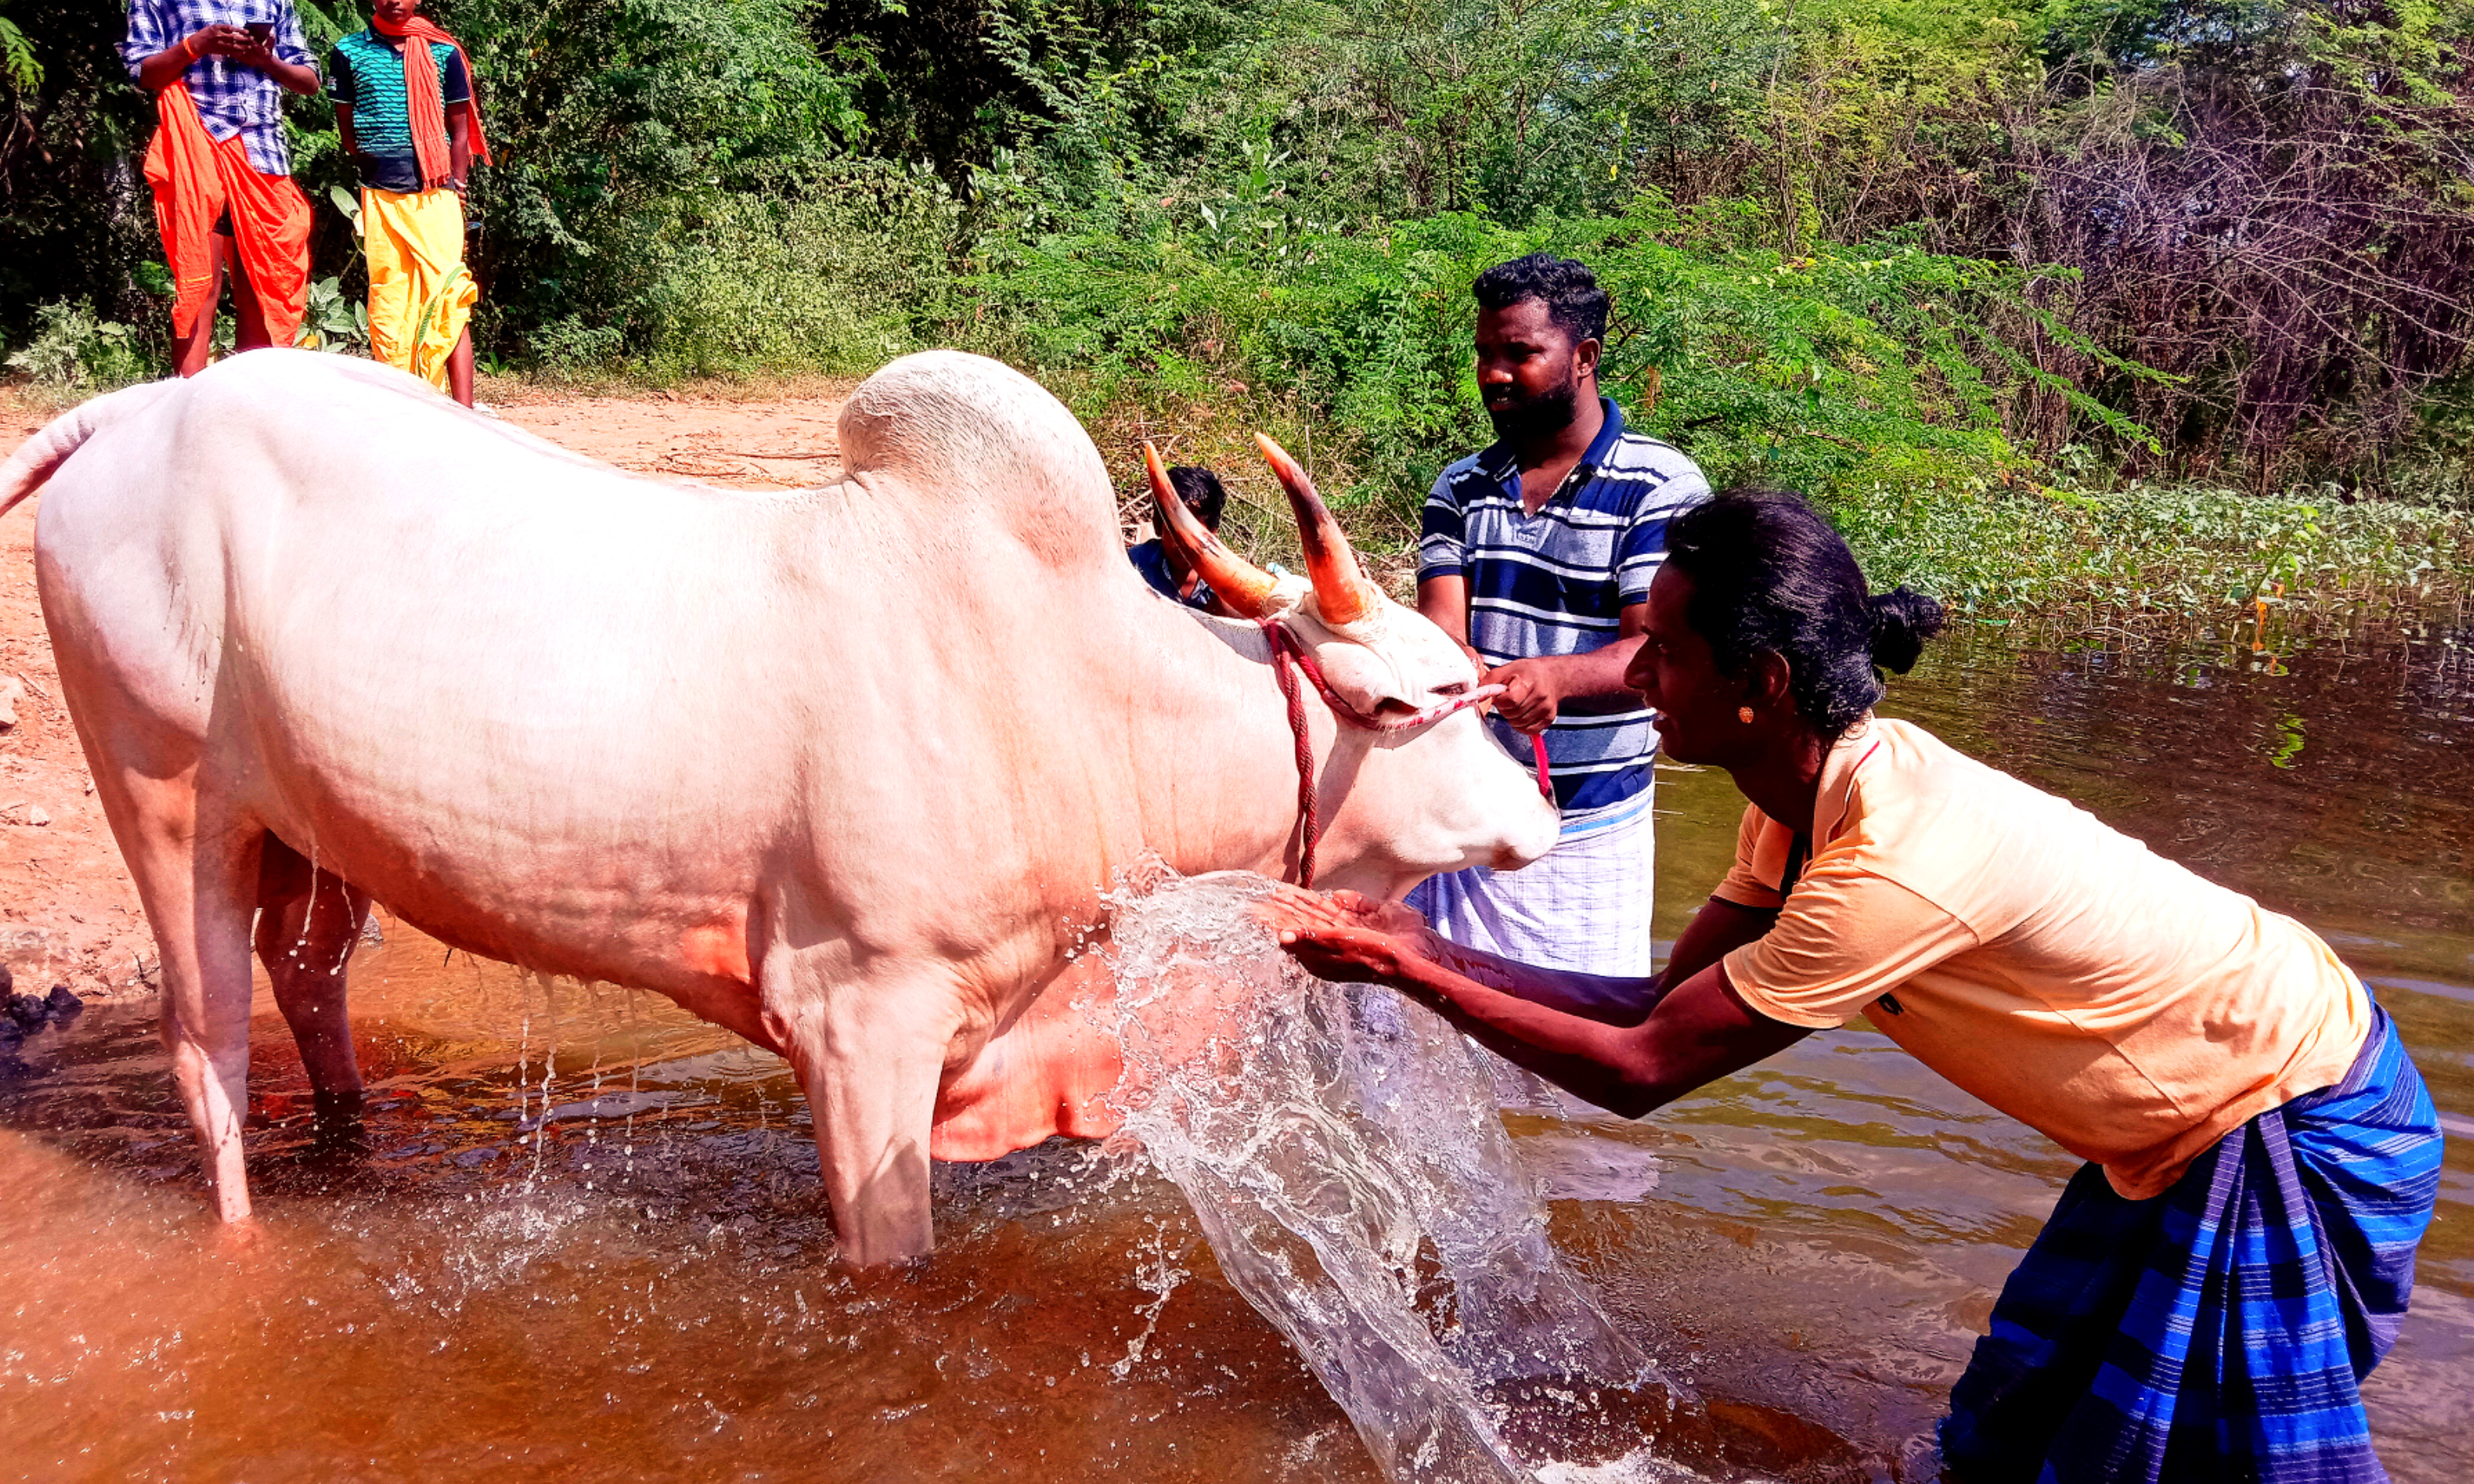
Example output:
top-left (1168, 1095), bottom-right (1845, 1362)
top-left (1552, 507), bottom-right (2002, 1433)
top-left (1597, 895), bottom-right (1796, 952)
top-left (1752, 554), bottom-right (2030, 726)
top-left (1940, 1005), bottom-right (2441, 1483)
top-left (1407, 791), bottom-right (1656, 979)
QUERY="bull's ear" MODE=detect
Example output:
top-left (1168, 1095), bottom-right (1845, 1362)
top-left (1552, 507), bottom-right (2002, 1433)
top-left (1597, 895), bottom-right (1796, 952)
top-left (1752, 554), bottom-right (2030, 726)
top-left (1256, 434), bottom-right (1375, 628)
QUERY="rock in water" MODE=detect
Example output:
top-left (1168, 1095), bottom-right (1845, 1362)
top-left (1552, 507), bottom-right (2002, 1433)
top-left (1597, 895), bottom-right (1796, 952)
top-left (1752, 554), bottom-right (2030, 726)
top-left (3, 994), bottom-right (48, 1032)
top-left (0, 963), bottom-right (11, 996)
top-left (45, 985), bottom-right (82, 1021)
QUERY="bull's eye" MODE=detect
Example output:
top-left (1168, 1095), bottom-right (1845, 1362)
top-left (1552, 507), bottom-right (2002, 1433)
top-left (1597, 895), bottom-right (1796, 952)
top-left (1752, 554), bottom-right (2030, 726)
top-left (1434, 681), bottom-right (1470, 697)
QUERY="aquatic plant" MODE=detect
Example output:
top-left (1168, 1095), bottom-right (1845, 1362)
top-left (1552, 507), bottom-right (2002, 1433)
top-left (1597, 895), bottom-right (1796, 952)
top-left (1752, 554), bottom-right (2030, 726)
top-left (1828, 476), bottom-right (2474, 624)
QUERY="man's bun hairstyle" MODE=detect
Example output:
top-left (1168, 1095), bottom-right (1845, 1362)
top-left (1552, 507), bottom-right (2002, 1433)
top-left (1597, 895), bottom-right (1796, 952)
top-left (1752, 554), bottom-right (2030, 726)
top-left (1868, 587), bottom-right (1945, 676)
top-left (1665, 488), bottom-right (1944, 736)
top-left (1473, 254), bottom-right (1609, 346)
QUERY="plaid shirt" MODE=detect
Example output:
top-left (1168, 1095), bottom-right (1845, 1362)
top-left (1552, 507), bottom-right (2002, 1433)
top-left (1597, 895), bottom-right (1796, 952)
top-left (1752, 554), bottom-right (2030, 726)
top-left (1418, 397), bottom-right (1710, 812)
top-left (121, 0), bottom-right (315, 175)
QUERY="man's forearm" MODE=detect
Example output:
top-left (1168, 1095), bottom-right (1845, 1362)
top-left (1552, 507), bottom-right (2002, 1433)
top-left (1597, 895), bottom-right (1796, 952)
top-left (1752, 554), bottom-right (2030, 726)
top-left (264, 57), bottom-right (320, 94)
top-left (137, 43), bottom-right (195, 94)
top-left (1395, 957), bottom-right (1667, 1110)
top-left (1419, 897), bottom-right (1778, 1030)
top-left (1537, 635), bottom-right (1648, 710)
top-left (1398, 958), bottom-right (1811, 1119)
top-left (1418, 931), bottom-right (1660, 1026)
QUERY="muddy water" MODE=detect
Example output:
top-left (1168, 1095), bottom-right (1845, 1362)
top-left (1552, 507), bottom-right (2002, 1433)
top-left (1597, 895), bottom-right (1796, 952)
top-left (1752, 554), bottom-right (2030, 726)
top-left (2, 622), bottom-right (2468, 1483)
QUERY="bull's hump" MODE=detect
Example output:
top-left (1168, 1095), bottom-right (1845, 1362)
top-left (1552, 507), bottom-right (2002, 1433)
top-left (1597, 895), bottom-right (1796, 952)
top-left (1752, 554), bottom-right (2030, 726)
top-left (837, 352), bottom-right (1123, 572)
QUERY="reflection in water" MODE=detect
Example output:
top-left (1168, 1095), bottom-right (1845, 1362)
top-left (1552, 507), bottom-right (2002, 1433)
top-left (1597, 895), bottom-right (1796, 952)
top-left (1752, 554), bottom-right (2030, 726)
top-left (0, 622), bottom-right (2467, 1481)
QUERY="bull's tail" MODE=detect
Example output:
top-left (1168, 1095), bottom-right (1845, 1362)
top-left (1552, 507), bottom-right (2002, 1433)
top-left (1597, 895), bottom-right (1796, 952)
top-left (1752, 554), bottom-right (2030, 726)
top-left (0, 380), bottom-right (180, 520)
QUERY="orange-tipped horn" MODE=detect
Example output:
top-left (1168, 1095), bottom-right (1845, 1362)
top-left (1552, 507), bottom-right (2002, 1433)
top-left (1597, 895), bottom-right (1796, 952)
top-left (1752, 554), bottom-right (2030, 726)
top-left (1143, 442), bottom-right (1281, 619)
top-left (1256, 434), bottom-right (1375, 628)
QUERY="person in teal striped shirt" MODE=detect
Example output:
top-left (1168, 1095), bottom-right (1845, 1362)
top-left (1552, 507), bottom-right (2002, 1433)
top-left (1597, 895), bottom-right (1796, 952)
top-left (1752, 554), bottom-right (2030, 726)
top-left (327, 0), bottom-right (487, 403)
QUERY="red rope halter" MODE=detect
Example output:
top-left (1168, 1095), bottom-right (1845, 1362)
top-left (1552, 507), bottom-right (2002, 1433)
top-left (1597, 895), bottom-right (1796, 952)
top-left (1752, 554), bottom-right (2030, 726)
top-left (1257, 618), bottom-right (1547, 889)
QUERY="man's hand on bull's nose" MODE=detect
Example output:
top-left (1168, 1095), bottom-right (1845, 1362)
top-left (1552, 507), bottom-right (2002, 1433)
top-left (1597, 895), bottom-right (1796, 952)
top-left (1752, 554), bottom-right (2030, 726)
top-left (1482, 658), bottom-right (1561, 733)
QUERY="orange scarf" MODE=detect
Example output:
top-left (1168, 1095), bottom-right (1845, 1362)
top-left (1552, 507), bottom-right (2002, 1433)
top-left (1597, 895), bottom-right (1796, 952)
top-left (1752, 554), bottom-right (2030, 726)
top-left (370, 14), bottom-right (492, 190)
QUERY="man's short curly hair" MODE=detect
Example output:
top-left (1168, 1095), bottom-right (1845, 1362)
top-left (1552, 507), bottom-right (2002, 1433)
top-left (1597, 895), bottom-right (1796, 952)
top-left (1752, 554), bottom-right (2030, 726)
top-left (1165, 465), bottom-right (1227, 530)
top-left (1472, 254), bottom-right (1609, 345)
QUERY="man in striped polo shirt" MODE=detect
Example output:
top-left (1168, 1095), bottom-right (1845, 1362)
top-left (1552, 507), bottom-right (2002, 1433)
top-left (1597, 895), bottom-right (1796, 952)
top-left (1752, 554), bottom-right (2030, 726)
top-left (1407, 254), bottom-right (1710, 979)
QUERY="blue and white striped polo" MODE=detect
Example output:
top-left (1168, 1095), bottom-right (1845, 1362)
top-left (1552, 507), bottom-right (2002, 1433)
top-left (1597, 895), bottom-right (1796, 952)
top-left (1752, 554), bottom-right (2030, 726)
top-left (1417, 397), bottom-right (1710, 813)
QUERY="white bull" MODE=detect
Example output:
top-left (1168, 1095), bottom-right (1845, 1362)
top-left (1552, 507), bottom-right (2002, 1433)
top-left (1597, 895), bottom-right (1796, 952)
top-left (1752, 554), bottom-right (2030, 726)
top-left (0, 349), bottom-right (1558, 1262)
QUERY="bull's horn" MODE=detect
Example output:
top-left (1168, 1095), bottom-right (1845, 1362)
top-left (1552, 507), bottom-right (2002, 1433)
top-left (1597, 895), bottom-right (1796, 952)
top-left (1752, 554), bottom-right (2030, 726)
top-left (1143, 442), bottom-right (1281, 618)
top-left (1256, 434), bottom-right (1375, 629)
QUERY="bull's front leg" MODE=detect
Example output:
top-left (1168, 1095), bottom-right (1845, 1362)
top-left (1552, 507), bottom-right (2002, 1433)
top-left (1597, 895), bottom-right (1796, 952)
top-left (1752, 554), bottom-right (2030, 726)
top-left (765, 951), bottom-right (968, 1265)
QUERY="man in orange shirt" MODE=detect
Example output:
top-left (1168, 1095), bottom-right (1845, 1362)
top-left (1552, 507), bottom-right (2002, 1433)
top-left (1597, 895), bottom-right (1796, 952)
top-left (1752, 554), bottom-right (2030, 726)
top-left (1268, 490), bottom-right (2440, 1482)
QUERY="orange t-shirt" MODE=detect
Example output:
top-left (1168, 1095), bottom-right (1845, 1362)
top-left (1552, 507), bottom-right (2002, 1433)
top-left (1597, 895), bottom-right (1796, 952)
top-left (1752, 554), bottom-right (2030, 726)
top-left (1716, 717), bottom-right (2369, 1199)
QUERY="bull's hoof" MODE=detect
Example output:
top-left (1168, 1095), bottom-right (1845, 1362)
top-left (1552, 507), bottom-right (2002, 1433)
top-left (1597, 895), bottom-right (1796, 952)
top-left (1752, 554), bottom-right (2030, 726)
top-left (308, 1087), bottom-right (370, 1156)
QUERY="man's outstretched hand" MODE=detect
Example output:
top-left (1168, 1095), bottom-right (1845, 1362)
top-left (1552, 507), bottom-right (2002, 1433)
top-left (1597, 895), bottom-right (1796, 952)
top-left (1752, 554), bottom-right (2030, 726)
top-left (1255, 886), bottom-right (1440, 989)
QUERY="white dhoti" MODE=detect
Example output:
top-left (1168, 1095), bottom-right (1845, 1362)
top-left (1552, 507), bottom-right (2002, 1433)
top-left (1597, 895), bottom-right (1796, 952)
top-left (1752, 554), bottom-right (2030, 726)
top-left (1405, 789), bottom-right (1657, 979)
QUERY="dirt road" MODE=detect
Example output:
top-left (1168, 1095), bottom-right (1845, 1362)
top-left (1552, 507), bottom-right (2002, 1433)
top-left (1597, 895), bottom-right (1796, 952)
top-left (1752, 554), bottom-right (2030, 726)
top-left (0, 380), bottom-right (852, 998)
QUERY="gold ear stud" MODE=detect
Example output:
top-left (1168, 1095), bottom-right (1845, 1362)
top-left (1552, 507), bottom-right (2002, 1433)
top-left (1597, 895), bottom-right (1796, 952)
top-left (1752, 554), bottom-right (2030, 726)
top-left (1738, 706), bottom-right (1756, 724)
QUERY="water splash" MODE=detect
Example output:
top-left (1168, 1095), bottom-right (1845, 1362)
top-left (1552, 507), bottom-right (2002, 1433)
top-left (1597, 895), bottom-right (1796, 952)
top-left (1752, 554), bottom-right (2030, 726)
top-left (1098, 869), bottom-right (1688, 1483)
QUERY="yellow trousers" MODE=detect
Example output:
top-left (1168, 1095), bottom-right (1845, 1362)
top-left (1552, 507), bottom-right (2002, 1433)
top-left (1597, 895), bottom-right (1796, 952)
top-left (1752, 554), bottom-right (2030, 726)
top-left (363, 186), bottom-right (477, 393)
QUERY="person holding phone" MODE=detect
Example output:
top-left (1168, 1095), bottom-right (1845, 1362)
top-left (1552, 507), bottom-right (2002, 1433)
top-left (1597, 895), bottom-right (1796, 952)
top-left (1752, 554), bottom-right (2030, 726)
top-left (123, 0), bottom-right (322, 375)
top-left (327, 0), bottom-right (492, 404)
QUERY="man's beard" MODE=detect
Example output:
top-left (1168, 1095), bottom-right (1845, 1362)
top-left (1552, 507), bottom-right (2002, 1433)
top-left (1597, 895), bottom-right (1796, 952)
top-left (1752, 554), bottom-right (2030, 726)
top-left (1486, 378), bottom-right (1582, 444)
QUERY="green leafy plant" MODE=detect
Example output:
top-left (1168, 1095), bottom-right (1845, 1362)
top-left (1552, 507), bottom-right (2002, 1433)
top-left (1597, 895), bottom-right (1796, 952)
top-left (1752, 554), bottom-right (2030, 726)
top-left (4, 301), bottom-right (157, 388)
top-left (0, 13), bottom-right (40, 97)
top-left (976, 202), bottom-right (2084, 527)
top-left (299, 276), bottom-right (370, 353)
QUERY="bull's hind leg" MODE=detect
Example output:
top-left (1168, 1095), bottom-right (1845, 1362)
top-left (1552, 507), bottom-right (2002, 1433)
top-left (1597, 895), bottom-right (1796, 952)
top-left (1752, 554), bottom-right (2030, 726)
top-left (97, 777), bottom-right (265, 1222)
top-left (769, 957), bottom-right (961, 1265)
top-left (254, 836), bottom-right (374, 1139)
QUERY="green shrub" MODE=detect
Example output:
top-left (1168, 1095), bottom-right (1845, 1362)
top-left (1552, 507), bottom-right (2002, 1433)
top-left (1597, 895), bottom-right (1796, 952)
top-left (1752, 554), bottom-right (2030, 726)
top-left (976, 201), bottom-right (2111, 532)
top-left (642, 170), bottom-right (958, 380)
top-left (3, 301), bottom-right (160, 390)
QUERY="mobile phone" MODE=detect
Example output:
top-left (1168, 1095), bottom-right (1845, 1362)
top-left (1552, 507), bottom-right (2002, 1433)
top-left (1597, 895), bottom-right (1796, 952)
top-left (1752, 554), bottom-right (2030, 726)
top-left (245, 21), bottom-right (274, 43)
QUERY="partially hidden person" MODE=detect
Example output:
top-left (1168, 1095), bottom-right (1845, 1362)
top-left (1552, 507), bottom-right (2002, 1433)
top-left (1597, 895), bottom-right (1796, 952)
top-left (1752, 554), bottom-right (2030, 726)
top-left (1129, 464), bottom-right (1232, 614)
top-left (123, 0), bottom-right (322, 375)
top-left (1266, 488), bottom-right (2440, 1482)
top-left (329, 0), bottom-right (490, 404)
top-left (1410, 254), bottom-right (1712, 979)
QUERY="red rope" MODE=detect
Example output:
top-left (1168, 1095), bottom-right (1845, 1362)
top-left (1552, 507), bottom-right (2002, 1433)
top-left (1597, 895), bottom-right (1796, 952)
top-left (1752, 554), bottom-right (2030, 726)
top-left (1256, 616), bottom-right (1556, 890)
top-left (1267, 629), bottom-right (1321, 889)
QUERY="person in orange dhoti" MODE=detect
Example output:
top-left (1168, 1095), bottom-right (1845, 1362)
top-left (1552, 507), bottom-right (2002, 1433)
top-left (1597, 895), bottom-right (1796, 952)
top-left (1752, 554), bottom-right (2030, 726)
top-left (122, 0), bottom-right (322, 376)
top-left (329, 0), bottom-right (490, 404)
